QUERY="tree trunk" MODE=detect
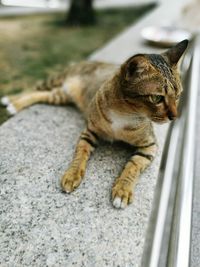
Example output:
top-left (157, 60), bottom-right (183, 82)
top-left (66, 0), bottom-right (96, 26)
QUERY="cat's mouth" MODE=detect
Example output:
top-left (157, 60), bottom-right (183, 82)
top-left (152, 117), bottom-right (169, 124)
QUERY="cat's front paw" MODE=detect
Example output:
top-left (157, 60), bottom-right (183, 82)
top-left (112, 180), bottom-right (133, 209)
top-left (61, 168), bottom-right (83, 193)
top-left (0, 96), bottom-right (17, 115)
top-left (6, 103), bottom-right (17, 115)
top-left (1, 96), bottom-right (10, 106)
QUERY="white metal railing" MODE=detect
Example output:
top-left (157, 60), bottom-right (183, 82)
top-left (141, 35), bottom-right (200, 267)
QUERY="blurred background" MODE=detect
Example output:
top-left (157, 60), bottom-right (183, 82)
top-left (1, 0), bottom-right (66, 8)
top-left (0, 0), bottom-right (155, 124)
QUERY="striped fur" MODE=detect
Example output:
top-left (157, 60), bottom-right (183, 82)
top-left (1, 40), bottom-right (188, 208)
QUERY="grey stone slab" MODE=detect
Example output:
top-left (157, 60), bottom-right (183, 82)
top-left (0, 105), bottom-right (168, 267)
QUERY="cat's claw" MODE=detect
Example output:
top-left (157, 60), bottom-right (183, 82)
top-left (112, 181), bottom-right (133, 209)
top-left (1, 97), bottom-right (17, 115)
top-left (7, 103), bottom-right (17, 115)
top-left (62, 181), bottom-right (80, 193)
top-left (1, 96), bottom-right (10, 106)
top-left (61, 170), bottom-right (82, 193)
top-left (64, 188), bottom-right (72, 194)
top-left (61, 181), bottom-right (74, 193)
top-left (113, 197), bottom-right (126, 209)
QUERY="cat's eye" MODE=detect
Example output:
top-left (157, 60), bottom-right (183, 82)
top-left (149, 95), bottom-right (164, 104)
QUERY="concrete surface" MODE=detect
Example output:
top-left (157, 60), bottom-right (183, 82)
top-left (0, 105), bottom-right (167, 267)
top-left (0, 0), bottom-right (194, 266)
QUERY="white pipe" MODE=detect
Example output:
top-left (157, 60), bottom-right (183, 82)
top-left (169, 35), bottom-right (200, 267)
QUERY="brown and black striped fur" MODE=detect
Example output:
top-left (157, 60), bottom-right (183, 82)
top-left (1, 40), bottom-right (188, 208)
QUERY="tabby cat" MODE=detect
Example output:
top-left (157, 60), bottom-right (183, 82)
top-left (1, 40), bottom-right (188, 209)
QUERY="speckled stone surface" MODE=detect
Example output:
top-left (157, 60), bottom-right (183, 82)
top-left (0, 105), bottom-right (168, 267)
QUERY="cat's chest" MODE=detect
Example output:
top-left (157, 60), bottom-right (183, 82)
top-left (108, 110), bottom-right (143, 133)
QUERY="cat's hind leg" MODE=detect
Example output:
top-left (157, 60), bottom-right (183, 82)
top-left (1, 87), bottom-right (71, 115)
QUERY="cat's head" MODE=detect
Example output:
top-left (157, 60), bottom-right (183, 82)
top-left (120, 39), bottom-right (188, 123)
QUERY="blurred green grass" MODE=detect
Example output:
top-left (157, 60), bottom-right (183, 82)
top-left (0, 4), bottom-right (154, 124)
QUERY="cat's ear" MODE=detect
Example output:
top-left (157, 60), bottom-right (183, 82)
top-left (122, 55), bottom-right (148, 80)
top-left (163, 39), bottom-right (189, 66)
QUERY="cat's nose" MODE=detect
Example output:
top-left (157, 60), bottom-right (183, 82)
top-left (168, 111), bottom-right (177, 120)
top-left (168, 114), bottom-right (177, 120)
top-left (167, 105), bottom-right (177, 121)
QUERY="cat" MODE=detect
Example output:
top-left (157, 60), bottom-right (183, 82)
top-left (1, 39), bottom-right (188, 209)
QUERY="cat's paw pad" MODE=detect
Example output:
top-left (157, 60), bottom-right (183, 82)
top-left (61, 170), bottom-right (82, 193)
top-left (112, 181), bottom-right (133, 209)
top-left (1, 96), bottom-right (10, 106)
top-left (7, 103), bottom-right (17, 115)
